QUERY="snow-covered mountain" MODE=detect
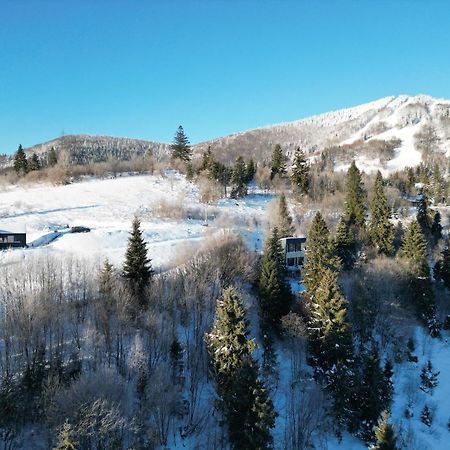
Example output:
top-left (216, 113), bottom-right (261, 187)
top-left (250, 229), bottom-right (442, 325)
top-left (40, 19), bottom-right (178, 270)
top-left (5, 95), bottom-right (450, 173)
top-left (196, 94), bottom-right (450, 172)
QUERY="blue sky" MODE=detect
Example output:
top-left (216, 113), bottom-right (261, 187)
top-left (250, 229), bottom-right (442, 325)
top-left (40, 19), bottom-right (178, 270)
top-left (1, 0), bottom-right (450, 153)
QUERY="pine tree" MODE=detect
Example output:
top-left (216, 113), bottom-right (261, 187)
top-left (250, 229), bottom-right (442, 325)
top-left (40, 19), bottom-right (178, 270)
top-left (420, 404), bottom-right (433, 427)
top-left (344, 161), bottom-right (367, 229)
top-left (335, 216), bottom-right (355, 270)
top-left (399, 220), bottom-right (437, 329)
top-left (270, 144), bottom-right (286, 179)
top-left (123, 217), bottom-right (153, 304)
top-left (434, 246), bottom-right (450, 290)
top-left (48, 146), bottom-right (58, 167)
top-left (368, 171), bottom-right (394, 255)
top-left (420, 360), bottom-right (439, 394)
top-left (171, 125), bottom-right (191, 162)
top-left (258, 227), bottom-right (292, 334)
top-left (99, 259), bottom-right (114, 296)
top-left (206, 287), bottom-right (257, 396)
top-left (370, 412), bottom-right (399, 450)
top-left (225, 358), bottom-right (276, 450)
top-left (381, 360), bottom-right (394, 410)
top-left (201, 146), bottom-right (214, 172)
top-left (13, 144), bottom-right (28, 176)
top-left (303, 212), bottom-right (341, 294)
top-left (28, 153), bottom-right (41, 171)
top-left (290, 147), bottom-right (310, 195)
top-left (277, 194), bottom-right (295, 238)
top-left (416, 193), bottom-right (431, 235)
top-left (245, 158), bottom-right (256, 183)
top-left (430, 210), bottom-right (442, 244)
top-left (54, 421), bottom-right (77, 450)
top-left (230, 156), bottom-right (248, 198)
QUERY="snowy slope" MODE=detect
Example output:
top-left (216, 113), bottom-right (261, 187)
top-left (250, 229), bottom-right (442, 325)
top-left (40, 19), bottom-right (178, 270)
top-left (0, 172), bottom-right (273, 270)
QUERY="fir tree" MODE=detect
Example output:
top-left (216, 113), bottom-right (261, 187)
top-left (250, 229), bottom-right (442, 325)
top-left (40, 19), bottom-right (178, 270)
top-left (171, 125), bottom-right (191, 162)
top-left (434, 246), bottom-right (450, 290)
top-left (123, 217), bottom-right (153, 304)
top-left (48, 146), bottom-right (58, 167)
top-left (258, 227), bottom-right (292, 334)
top-left (99, 259), bottom-right (114, 296)
top-left (416, 193), bottom-right (431, 235)
top-left (290, 147), bottom-right (310, 195)
top-left (368, 171), bottom-right (394, 255)
top-left (277, 194), bottom-right (295, 238)
top-left (270, 144), bottom-right (286, 179)
top-left (432, 163), bottom-right (443, 204)
top-left (54, 421), bottom-right (77, 450)
top-left (420, 404), bottom-right (433, 427)
top-left (206, 287), bottom-right (257, 396)
top-left (399, 220), bottom-right (437, 330)
top-left (201, 146), bottom-right (214, 172)
top-left (335, 216), bottom-right (355, 270)
top-left (230, 156), bottom-right (248, 198)
top-left (13, 144), bottom-right (28, 176)
top-left (225, 358), bottom-right (276, 450)
top-left (430, 210), bottom-right (442, 245)
top-left (381, 360), bottom-right (394, 410)
top-left (370, 412), bottom-right (399, 450)
top-left (28, 153), bottom-right (41, 171)
top-left (420, 360), bottom-right (439, 394)
top-left (303, 212), bottom-right (341, 294)
top-left (344, 161), bottom-right (367, 229)
top-left (245, 158), bottom-right (256, 183)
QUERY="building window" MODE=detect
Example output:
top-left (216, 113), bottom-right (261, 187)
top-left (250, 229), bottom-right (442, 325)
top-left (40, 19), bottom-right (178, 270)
top-left (287, 257), bottom-right (296, 267)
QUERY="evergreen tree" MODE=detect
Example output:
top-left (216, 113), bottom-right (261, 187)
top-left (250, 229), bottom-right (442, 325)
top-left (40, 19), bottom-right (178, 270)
top-left (258, 227), bottom-right (292, 334)
top-left (201, 146), bottom-right (214, 172)
top-left (370, 412), bottom-right (399, 450)
top-left (13, 144), bottom-right (28, 176)
top-left (171, 125), bottom-right (191, 162)
top-left (432, 163), bottom-right (443, 204)
top-left (420, 360), bottom-right (439, 393)
top-left (335, 216), bottom-right (355, 270)
top-left (420, 404), bottom-right (433, 427)
top-left (399, 220), bottom-right (437, 329)
top-left (123, 217), bottom-right (153, 304)
top-left (54, 421), bottom-right (77, 450)
top-left (430, 210), bottom-right (442, 244)
top-left (434, 246), bottom-right (450, 290)
top-left (99, 259), bottom-right (114, 296)
top-left (277, 194), bottom-right (295, 238)
top-left (245, 158), bottom-right (256, 183)
top-left (206, 287), bottom-right (257, 396)
top-left (303, 212), bottom-right (341, 294)
top-left (416, 193), bottom-right (431, 235)
top-left (270, 144), bottom-right (286, 179)
top-left (381, 360), bottom-right (394, 410)
top-left (290, 147), bottom-right (310, 195)
top-left (230, 156), bottom-right (248, 198)
top-left (344, 161), bottom-right (367, 229)
top-left (357, 346), bottom-right (391, 442)
top-left (225, 358), bottom-right (276, 450)
top-left (28, 153), bottom-right (41, 171)
top-left (368, 171), bottom-right (394, 255)
top-left (48, 146), bottom-right (58, 167)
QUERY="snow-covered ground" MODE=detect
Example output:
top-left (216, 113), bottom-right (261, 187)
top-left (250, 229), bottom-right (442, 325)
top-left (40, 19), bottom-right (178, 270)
top-left (0, 172), bottom-right (273, 270)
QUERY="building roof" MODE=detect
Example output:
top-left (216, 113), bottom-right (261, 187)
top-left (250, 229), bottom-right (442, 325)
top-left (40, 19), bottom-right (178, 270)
top-left (279, 236), bottom-right (306, 242)
top-left (0, 224), bottom-right (26, 234)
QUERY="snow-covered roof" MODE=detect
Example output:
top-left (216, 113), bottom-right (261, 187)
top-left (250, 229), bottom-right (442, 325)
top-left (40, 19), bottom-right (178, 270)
top-left (0, 223), bottom-right (26, 234)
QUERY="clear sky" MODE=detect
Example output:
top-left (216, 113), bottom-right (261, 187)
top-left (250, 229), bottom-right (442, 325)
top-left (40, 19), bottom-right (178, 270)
top-left (1, 0), bottom-right (450, 153)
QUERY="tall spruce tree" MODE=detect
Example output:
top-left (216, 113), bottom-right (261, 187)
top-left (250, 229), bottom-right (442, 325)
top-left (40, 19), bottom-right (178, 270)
top-left (416, 193), bottom-right (431, 235)
top-left (303, 212), bottom-right (341, 294)
top-left (335, 216), bottom-right (355, 270)
top-left (245, 158), bottom-right (256, 183)
top-left (290, 147), bottom-right (310, 195)
top-left (370, 412), bottom-right (398, 450)
top-left (277, 194), bottom-right (295, 238)
top-left (170, 125), bottom-right (191, 162)
top-left (399, 220), bottom-right (437, 329)
top-left (48, 146), bottom-right (58, 167)
top-left (28, 153), bottom-right (40, 171)
top-left (123, 217), bottom-right (153, 304)
top-left (225, 358), bottom-right (276, 450)
top-left (344, 161), bottom-right (366, 229)
top-left (432, 163), bottom-right (443, 204)
top-left (368, 171), bottom-right (394, 255)
top-left (13, 144), bottom-right (28, 176)
top-left (230, 156), bottom-right (248, 198)
top-left (270, 144), bottom-right (286, 179)
top-left (430, 210), bottom-right (442, 245)
top-left (258, 227), bottom-right (292, 334)
top-left (434, 246), bottom-right (450, 290)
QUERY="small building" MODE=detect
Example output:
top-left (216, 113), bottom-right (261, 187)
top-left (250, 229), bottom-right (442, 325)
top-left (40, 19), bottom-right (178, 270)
top-left (0, 225), bottom-right (27, 250)
top-left (279, 236), bottom-right (306, 272)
